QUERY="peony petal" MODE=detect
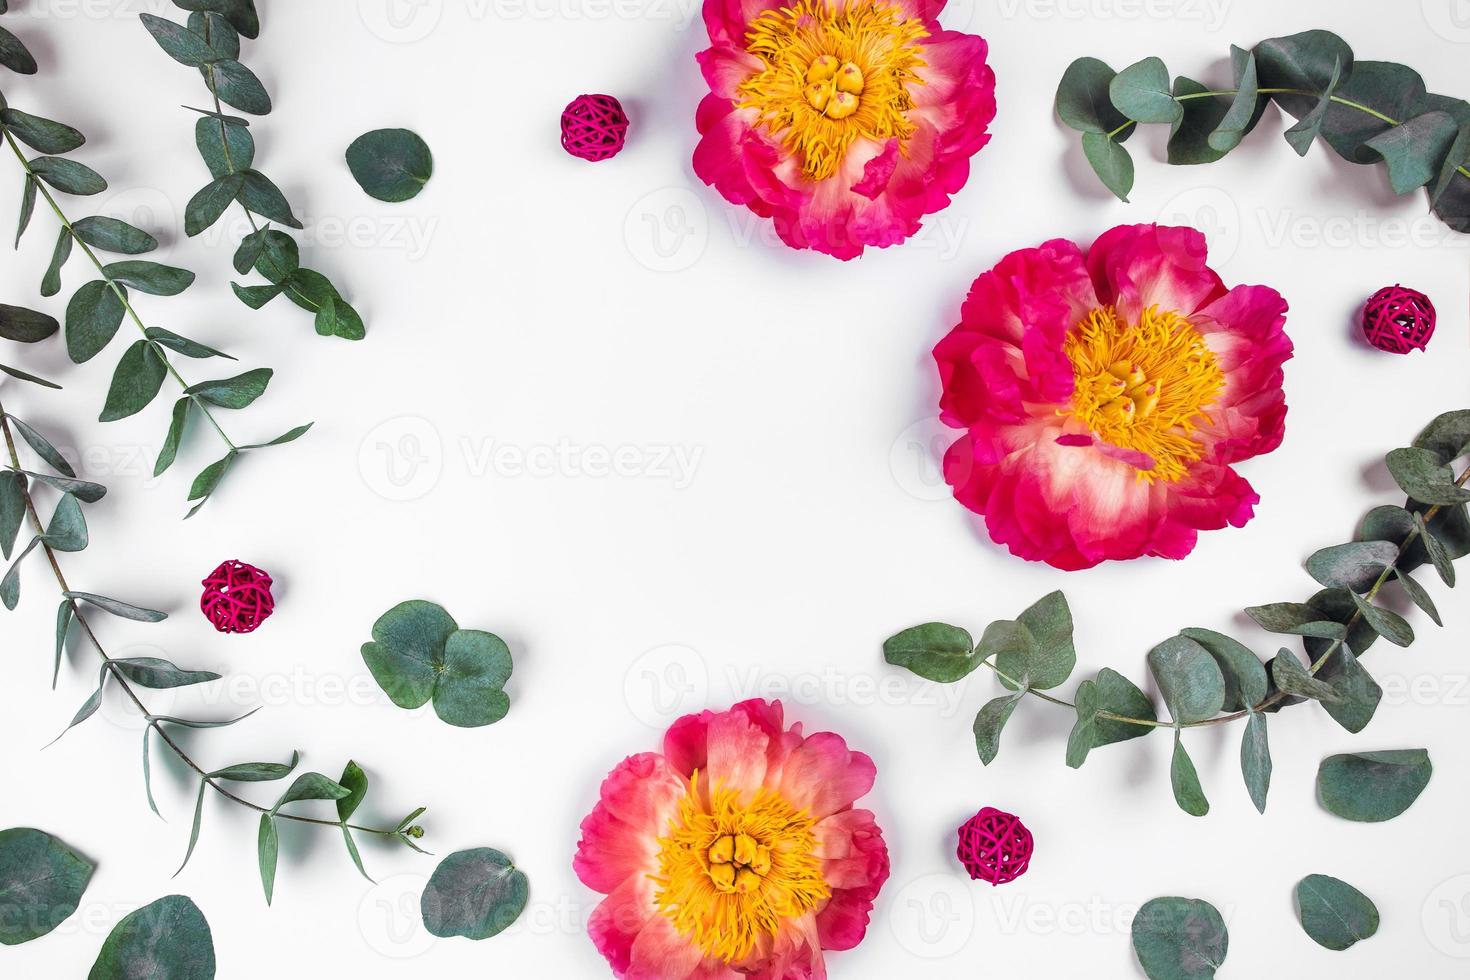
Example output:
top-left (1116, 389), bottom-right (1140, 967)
top-left (575, 753), bottom-right (688, 895)
top-left (1087, 224), bottom-right (1227, 323)
top-left (778, 732), bottom-right (876, 820)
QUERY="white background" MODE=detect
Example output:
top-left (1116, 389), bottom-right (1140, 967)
top-left (1, 0), bottom-right (1468, 976)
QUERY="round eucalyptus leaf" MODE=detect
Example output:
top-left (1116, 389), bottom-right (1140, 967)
top-left (1295, 874), bottom-right (1378, 950)
top-left (421, 848), bottom-right (528, 941)
top-left (1318, 749), bottom-right (1431, 822)
top-left (88, 894), bottom-right (214, 979)
top-left (0, 827), bottom-right (95, 945)
top-left (1147, 635), bottom-right (1225, 724)
top-left (360, 600), bottom-right (458, 709)
top-left (1131, 897), bottom-right (1228, 980)
top-left (346, 129), bottom-right (433, 203)
top-left (432, 629), bottom-right (513, 728)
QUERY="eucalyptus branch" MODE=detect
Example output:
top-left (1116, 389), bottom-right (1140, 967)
top-left (141, 3), bottom-right (366, 340)
top-left (0, 385), bottom-right (426, 904)
top-left (0, 51), bottom-right (309, 516)
top-left (1057, 30), bottom-right (1470, 233)
top-left (887, 410), bottom-right (1470, 817)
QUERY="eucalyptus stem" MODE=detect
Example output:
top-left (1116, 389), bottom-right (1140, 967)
top-left (1, 129), bottom-right (239, 453)
top-left (0, 398), bottom-right (408, 839)
top-left (1015, 462), bottom-right (1470, 732)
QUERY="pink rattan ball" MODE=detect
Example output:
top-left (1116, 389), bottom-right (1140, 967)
top-left (956, 807), bottom-right (1033, 886)
top-left (200, 560), bottom-right (274, 634)
top-left (1362, 284), bottom-right (1436, 354)
top-left (560, 94), bottom-right (628, 162)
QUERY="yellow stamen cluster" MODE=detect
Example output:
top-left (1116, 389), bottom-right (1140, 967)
top-left (1065, 306), bottom-right (1225, 483)
top-left (737, 0), bottom-right (928, 181)
top-left (652, 774), bottom-right (829, 964)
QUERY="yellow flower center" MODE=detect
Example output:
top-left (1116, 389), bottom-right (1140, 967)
top-left (737, 0), bottom-right (928, 181)
top-left (652, 774), bottom-right (830, 963)
top-left (1064, 306), bottom-right (1225, 483)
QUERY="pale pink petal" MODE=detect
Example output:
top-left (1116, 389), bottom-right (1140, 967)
top-left (778, 732), bottom-right (876, 820)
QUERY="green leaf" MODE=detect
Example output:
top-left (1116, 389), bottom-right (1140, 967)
top-left (152, 711), bottom-right (256, 730)
top-left (1302, 588), bottom-right (1381, 662)
top-left (195, 115), bottom-right (254, 178)
top-left (72, 216), bottom-right (156, 255)
top-left (0, 303), bottom-right (58, 343)
top-left (1319, 61), bottom-right (1427, 164)
top-left (0, 537), bottom-right (36, 609)
top-left (0, 471), bottom-right (24, 561)
top-left (1131, 897), bottom-right (1228, 980)
top-left (175, 779), bottom-right (207, 876)
top-left (985, 620), bottom-right (1039, 691)
top-left (174, 0), bottom-right (260, 38)
top-left (139, 14), bottom-right (219, 67)
top-left (1283, 56), bottom-right (1342, 156)
top-left (1306, 540), bottom-right (1399, 593)
top-left (88, 894), bottom-right (214, 979)
top-left (973, 690), bottom-right (1024, 766)
top-left (209, 59), bottom-right (271, 115)
top-left (155, 398), bottom-right (191, 478)
top-left (313, 291), bottom-right (338, 337)
top-left (1432, 124), bottom-right (1470, 206)
top-left (420, 848), bottom-right (529, 941)
top-left (8, 415), bottom-right (74, 476)
top-left (1294, 874), bottom-right (1379, 950)
top-left (346, 128), bottom-right (434, 202)
top-left (240, 423), bottom-right (312, 450)
top-left (103, 261), bottom-right (194, 297)
top-left (100, 340), bottom-right (166, 421)
top-left (1169, 733), bottom-right (1209, 817)
top-left (1055, 57), bottom-right (1132, 136)
top-left (0, 364), bottom-right (60, 389)
top-left (337, 761), bottom-right (368, 822)
top-left (1066, 668), bottom-right (1155, 768)
top-left (1316, 645), bottom-right (1382, 734)
top-left (15, 174), bottom-right (37, 247)
top-left (27, 473), bottom-right (105, 504)
top-left (1413, 409), bottom-right (1470, 464)
top-left (432, 629), bottom-right (514, 728)
top-left (1081, 132), bottom-right (1133, 202)
top-left (186, 451), bottom-right (236, 503)
top-left (146, 327), bottom-right (233, 361)
top-left (1, 108), bottom-right (85, 154)
top-left (1269, 649), bottom-right (1340, 703)
top-left (65, 280), bottom-right (127, 363)
top-left (238, 171), bottom-right (301, 228)
top-left (1254, 30), bottom-right (1355, 118)
top-left (1147, 635), bottom-right (1225, 724)
top-left (1349, 593), bottom-right (1414, 647)
top-left (42, 493), bottom-right (87, 552)
top-left (113, 657), bottom-right (220, 689)
top-left (341, 826), bottom-right (371, 882)
top-left (1318, 749), bottom-right (1431, 822)
top-left (0, 24), bottom-right (38, 75)
top-left (65, 592), bottom-right (166, 623)
top-left (184, 368), bottom-right (271, 409)
top-left (1414, 512), bottom-right (1456, 587)
top-left (1364, 110), bottom-right (1462, 194)
top-left (185, 173), bottom-right (244, 236)
top-left (1245, 602), bottom-right (1347, 640)
top-left (1207, 48), bottom-right (1258, 152)
top-left (257, 814), bottom-right (278, 904)
top-left (362, 599), bottom-right (458, 707)
top-left (0, 827), bottom-right (94, 945)
top-left (1394, 569), bottom-right (1441, 626)
top-left (1179, 628), bottom-right (1266, 710)
top-left (41, 227), bottom-right (72, 297)
top-left (141, 726), bottom-right (160, 817)
top-left (882, 622), bottom-right (979, 683)
top-left (188, 11), bottom-right (238, 59)
top-left (280, 269), bottom-right (366, 340)
top-left (1167, 77), bottom-right (1230, 165)
top-left (50, 666), bottom-right (105, 739)
top-left (272, 772), bottom-right (350, 811)
top-left (1109, 56), bottom-right (1180, 124)
top-left (1012, 590), bottom-right (1076, 689)
top-left (230, 282), bottom-right (283, 309)
top-left (1386, 447), bottom-right (1470, 506)
top-left (29, 157), bottom-right (107, 196)
top-left (210, 751), bottom-right (300, 782)
top-left (1240, 711), bottom-right (1271, 814)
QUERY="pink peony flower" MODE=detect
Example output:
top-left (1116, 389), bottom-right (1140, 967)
top-left (933, 224), bottom-right (1292, 570)
top-left (574, 699), bottom-right (889, 978)
top-left (693, 0), bottom-right (996, 260)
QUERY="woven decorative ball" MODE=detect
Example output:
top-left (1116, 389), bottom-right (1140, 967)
top-left (200, 560), bottom-right (275, 634)
top-left (560, 94), bottom-right (628, 162)
top-left (956, 807), bottom-right (1033, 886)
top-left (1362, 284), bottom-right (1436, 354)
